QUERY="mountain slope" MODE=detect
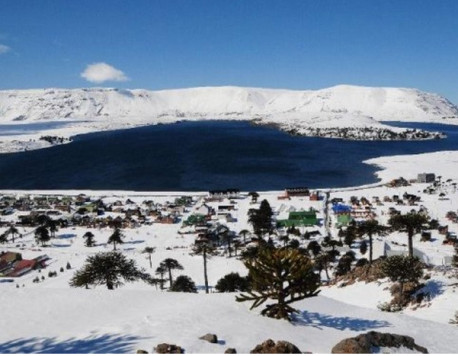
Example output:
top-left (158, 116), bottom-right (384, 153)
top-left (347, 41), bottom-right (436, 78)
top-left (0, 85), bottom-right (456, 122)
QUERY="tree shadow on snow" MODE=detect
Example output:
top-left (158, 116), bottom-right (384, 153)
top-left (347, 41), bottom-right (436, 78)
top-left (421, 280), bottom-right (445, 300)
top-left (0, 333), bottom-right (144, 354)
top-left (292, 311), bottom-right (390, 331)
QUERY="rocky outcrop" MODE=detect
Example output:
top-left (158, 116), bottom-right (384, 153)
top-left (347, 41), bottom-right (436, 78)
top-left (331, 331), bottom-right (428, 353)
top-left (250, 339), bottom-right (302, 354)
top-left (199, 333), bottom-right (218, 343)
top-left (154, 343), bottom-right (184, 354)
top-left (224, 348), bottom-right (237, 353)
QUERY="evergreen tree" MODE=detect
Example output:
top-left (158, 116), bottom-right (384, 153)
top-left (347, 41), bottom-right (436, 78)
top-left (6, 225), bottom-right (19, 243)
top-left (238, 229), bottom-right (251, 243)
top-left (335, 255), bottom-right (353, 276)
top-left (83, 231), bottom-right (95, 247)
top-left (314, 252), bottom-right (331, 280)
top-left (388, 212), bottom-right (429, 258)
top-left (215, 272), bottom-right (250, 292)
top-left (381, 255), bottom-right (424, 306)
top-left (248, 199), bottom-right (273, 237)
top-left (159, 258), bottom-right (183, 288)
top-left (307, 240), bottom-right (322, 257)
top-left (288, 238), bottom-right (300, 249)
top-left (0, 233), bottom-right (8, 244)
top-left (46, 219), bottom-right (58, 238)
top-left (142, 246), bottom-right (156, 269)
top-left (192, 237), bottom-right (217, 294)
top-left (169, 275), bottom-right (197, 293)
top-left (155, 265), bottom-right (167, 290)
top-left (35, 226), bottom-right (50, 246)
top-left (236, 247), bottom-right (320, 321)
top-left (248, 191), bottom-right (260, 203)
top-left (69, 251), bottom-right (147, 290)
top-left (107, 227), bottom-right (124, 250)
top-left (358, 220), bottom-right (387, 265)
top-left (343, 224), bottom-right (357, 247)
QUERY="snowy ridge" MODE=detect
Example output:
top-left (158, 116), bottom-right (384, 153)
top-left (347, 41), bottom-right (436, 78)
top-left (0, 85), bottom-right (457, 153)
top-left (1, 85), bottom-right (457, 123)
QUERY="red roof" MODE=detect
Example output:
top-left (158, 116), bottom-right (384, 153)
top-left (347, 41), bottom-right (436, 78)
top-left (13, 259), bottom-right (36, 271)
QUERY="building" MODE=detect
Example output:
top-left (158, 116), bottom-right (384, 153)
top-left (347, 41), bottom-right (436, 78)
top-left (418, 173), bottom-right (436, 183)
top-left (277, 210), bottom-right (317, 227)
top-left (208, 189), bottom-right (240, 199)
top-left (285, 187), bottom-right (310, 197)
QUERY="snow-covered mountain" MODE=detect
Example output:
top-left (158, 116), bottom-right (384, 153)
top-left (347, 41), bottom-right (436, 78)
top-left (0, 85), bottom-right (457, 153)
top-left (0, 85), bottom-right (456, 123)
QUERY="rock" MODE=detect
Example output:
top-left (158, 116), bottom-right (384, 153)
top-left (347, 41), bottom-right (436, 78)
top-left (136, 350), bottom-right (148, 354)
top-left (154, 343), bottom-right (184, 354)
top-left (224, 348), bottom-right (237, 354)
top-left (199, 333), bottom-right (218, 343)
top-left (250, 339), bottom-right (302, 353)
top-left (331, 331), bottom-right (428, 354)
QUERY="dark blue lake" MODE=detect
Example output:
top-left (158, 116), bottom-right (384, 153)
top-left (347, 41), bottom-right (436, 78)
top-left (0, 121), bottom-right (457, 191)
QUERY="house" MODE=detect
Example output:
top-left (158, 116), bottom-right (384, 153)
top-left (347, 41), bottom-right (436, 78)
top-left (332, 204), bottom-right (353, 227)
top-left (309, 191), bottom-right (322, 201)
top-left (285, 187), bottom-right (310, 197)
top-left (418, 173), bottom-right (436, 183)
top-left (208, 189), bottom-right (240, 200)
top-left (194, 204), bottom-right (214, 217)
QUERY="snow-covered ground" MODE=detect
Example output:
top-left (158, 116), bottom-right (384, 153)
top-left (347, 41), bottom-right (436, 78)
top-left (0, 85), bottom-right (457, 153)
top-left (1, 150), bottom-right (458, 353)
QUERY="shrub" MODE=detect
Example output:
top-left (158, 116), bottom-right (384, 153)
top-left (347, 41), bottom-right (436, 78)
top-left (169, 275), bottom-right (197, 293)
top-left (335, 255), bottom-right (353, 276)
top-left (215, 272), bottom-right (250, 292)
top-left (355, 258), bottom-right (369, 267)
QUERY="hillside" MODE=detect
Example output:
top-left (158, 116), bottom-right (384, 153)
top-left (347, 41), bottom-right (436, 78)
top-left (0, 85), bottom-right (457, 153)
top-left (1, 85), bottom-right (457, 123)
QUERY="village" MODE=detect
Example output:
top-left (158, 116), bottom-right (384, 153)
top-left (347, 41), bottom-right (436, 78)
top-left (0, 171), bottom-right (456, 283)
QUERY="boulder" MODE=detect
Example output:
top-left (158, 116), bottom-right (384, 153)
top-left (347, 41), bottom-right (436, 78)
top-left (199, 333), bottom-right (218, 343)
top-left (136, 350), bottom-right (148, 354)
top-left (154, 343), bottom-right (184, 354)
top-left (331, 331), bottom-right (428, 354)
top-left (250, 339), bottom-right (301, 353)
top-left (224, 348), bottom-right (237, 354)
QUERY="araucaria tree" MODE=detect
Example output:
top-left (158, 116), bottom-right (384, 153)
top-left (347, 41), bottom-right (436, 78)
top-left (357, 220), bottom-right (387, 265)
top-left (381, 255), bottom-right (424, 306)
top-left (159, 258), bottom-right (183, 288)
top-left (248, 199), bottom-right (274, 237)
top-left (6, 225), bottom-right (20, 243)
top-left (236, 247), bottom-right (320, 321)
top-left (69, 251), bottom-right (147, 290)
top-left (83, 231), bottom-right (95, 247)
top-left (388, 212), bottom-right (428, 258)
top-left (192, 237), bottom-right (217, 294)
top-left (107, 227), bottom-right (124, 250)
top-left (142, 247), bottom-right (156, 268)
top-left (35, 226), bottom-right (50, 246)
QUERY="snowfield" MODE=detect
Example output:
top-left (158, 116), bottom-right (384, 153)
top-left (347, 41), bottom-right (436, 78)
top-left (0, 84), bottom-right (457, 153)
top-left (1, 150), bottom-right (458, 353)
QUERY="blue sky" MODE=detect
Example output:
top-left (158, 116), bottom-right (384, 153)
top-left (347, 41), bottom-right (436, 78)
top-left (0, 0), bottom-right (457, 103)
